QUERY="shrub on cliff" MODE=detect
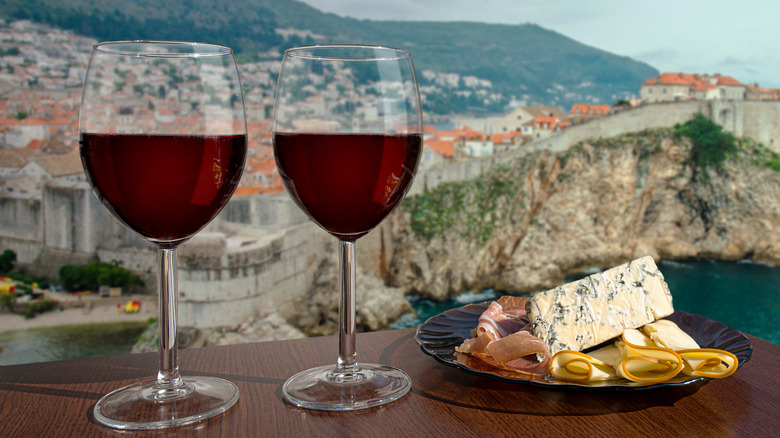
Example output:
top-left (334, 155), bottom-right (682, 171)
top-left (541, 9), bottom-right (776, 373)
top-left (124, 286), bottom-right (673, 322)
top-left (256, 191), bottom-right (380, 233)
top-left (674, 113), bottom-right (737, 180)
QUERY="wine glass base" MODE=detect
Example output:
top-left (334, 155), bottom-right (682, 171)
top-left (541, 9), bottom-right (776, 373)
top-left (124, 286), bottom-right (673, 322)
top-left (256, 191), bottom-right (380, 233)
top-left (93, 376), bottom-right (239, 430)
top-left (282, 364), bottom-right (411, 411)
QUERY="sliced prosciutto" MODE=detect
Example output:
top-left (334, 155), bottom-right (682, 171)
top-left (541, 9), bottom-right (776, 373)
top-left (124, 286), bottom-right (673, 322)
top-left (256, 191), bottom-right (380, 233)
top-left (456, 296), bottom-right (551, 377)
top-left (475, 296), bottom-right (530, 338)
top-left (482, 331), bottom-right (551, 375)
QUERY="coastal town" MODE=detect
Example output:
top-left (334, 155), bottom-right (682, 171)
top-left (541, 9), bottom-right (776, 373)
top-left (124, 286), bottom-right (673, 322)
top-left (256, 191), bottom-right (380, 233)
top-left (1, 19), bottom-right (779, 202)
top-left (1, 18), bottom-right (780, 345)
top-left (0, 3), bottom-right (778, 433)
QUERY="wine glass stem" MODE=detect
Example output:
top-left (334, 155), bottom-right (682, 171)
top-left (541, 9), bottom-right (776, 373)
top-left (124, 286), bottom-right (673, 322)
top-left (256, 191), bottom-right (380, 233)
top-left (157, 247), bottom-right (183, 389)
top-left (337, 240), bottom-right (358, 372)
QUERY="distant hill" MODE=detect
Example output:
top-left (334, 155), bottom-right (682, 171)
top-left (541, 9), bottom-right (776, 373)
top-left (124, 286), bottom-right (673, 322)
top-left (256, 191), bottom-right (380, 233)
top-left (0, 0), bottom-right (659, 111)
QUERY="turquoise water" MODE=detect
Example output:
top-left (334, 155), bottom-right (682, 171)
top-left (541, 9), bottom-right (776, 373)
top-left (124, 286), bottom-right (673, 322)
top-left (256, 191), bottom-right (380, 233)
top-left (392, 259), bottom-right (780, 345)
top-left (0, 321), bottom-right (148, 365)
top-left (2, 259), bottom-right (776, 365)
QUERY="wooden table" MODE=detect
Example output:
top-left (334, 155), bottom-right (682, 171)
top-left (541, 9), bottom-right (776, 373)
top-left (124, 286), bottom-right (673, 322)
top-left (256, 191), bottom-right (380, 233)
top-left (1, 328), bottom-right (777, 437)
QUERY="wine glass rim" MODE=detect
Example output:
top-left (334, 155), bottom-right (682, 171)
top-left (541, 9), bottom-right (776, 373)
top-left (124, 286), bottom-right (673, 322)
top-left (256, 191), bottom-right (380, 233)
top-left (93, 40), bottom-right (233, 58)
top-left (284, 44), bottom-right (411, 61)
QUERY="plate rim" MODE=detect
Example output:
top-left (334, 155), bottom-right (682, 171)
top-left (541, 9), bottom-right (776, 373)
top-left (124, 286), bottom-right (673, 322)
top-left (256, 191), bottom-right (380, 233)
top-left (415, 301), bottom-right (753, 390)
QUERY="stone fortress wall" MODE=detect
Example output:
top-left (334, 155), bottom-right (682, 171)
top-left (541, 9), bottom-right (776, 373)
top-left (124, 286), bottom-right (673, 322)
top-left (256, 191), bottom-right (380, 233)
top-left (1, 101), bottom-right (778, 328)
top-left (414, 100), bottom-right (780, 196)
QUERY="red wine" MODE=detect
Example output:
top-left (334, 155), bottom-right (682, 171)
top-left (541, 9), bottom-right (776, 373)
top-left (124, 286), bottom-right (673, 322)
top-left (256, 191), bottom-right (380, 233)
top-left (80, 133), bottom-right (246, 246)
top-left (273, 132), bottom-right (421, 241)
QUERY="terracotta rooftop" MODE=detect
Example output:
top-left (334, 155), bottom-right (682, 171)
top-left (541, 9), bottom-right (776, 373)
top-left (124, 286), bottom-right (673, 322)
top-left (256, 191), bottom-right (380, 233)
top-left (643, 73), bottom-right (701, 86)
top-left (570, 103), bottom-right (611, 115)
top-left (0, 117), bottom-right (50, 126)
top-left (233, 186), bottom-right (265, 196)
top-left (692, 82), bottom-right (720, 92)
top-left (490, 132), bottom-right (522, 144)
top-left (25, 139), bottom-right (44, 149)
top-left (424, 138), bottom-right (454, 158)
top-left (643, 72), bottom-right (745, 88)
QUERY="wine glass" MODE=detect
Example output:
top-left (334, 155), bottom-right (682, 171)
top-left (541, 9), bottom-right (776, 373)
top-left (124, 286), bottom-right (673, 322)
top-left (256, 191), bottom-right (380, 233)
top-left (79, 41), bottom-right (247, 429)
top-left (272, 45), bottom-right (422, 410)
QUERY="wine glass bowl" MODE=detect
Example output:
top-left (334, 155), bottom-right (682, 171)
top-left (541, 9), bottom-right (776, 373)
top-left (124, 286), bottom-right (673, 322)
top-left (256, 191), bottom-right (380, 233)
top-left (273, 45), bottom-right (422, 410)
top-left (79, 41), bottom-right (246, 429)
top-left (273, 131), bottom-right (421, 241)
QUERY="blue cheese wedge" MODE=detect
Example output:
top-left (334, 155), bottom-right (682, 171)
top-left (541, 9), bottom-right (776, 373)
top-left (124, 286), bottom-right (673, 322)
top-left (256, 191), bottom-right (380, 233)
top-left (526, 256), bottom-right (674, 355)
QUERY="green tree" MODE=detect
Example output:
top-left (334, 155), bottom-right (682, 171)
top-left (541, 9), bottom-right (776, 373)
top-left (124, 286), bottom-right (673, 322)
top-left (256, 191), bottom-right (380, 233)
top-left (0, 249), bottom-right (16, 274)
top-left (674, 113), bottom-right (737, 180)
top-left (59, 261), bottom-right (143, 292)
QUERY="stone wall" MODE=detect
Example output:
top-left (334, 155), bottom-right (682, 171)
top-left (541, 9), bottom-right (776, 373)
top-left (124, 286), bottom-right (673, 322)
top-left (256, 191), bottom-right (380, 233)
top-left (738, 101), bottom-right (780, 150)
top-left (410, 101), bottom-right (780, 197)
top-left (0, 195), bottom-right (41, 242)
top-left (176, 223), bottom-right (333, 327)
top-left (218, 192), bottom-right (308, 228)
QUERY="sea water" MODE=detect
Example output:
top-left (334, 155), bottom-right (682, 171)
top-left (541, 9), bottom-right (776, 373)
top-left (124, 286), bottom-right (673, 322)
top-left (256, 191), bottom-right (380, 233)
top-left (2, 259), bottom-right (776, 365)
top-left (393, 259), bottom-right (780, 345)
top-left (0, 321), bottom-right (148, 365)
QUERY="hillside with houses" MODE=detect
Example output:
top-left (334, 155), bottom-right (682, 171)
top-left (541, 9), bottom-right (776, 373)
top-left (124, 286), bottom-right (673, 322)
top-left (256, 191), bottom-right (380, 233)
top-left (0, 18), bottom-right (779, 216)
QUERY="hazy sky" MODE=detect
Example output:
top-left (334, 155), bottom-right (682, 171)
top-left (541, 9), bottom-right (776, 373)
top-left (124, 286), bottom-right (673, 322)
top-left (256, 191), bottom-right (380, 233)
top-left (301, 0), bottom-right (780, 88)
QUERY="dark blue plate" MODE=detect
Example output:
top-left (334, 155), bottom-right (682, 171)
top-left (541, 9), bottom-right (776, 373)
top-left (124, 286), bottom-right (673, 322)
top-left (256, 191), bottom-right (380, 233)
top-left (415, 302), bottom-right (753, 390)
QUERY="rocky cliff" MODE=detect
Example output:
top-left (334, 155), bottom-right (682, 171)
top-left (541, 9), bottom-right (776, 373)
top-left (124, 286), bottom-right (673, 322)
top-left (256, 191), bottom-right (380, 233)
top-left (375, 128), bottom-right (780, 302)
top-left (140, 126), bottom-right (780, 348)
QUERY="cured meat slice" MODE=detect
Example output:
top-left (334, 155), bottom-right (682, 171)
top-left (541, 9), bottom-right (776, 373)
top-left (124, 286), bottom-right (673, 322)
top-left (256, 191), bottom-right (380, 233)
top-left (457, 296), bottom-right (551, 377)
top-left (476, 296), bottom-right (530, 338)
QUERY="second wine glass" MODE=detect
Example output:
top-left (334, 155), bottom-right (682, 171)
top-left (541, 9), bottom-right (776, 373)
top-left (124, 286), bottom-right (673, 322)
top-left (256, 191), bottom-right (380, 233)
top-left (273, 45), bottom-right (423, 411)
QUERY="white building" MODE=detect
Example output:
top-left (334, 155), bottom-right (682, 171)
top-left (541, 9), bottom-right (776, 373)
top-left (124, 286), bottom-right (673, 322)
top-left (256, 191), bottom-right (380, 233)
top-left (640, 73), bottom-right (747, 103)
top-left (491, 106), bottom-right (568, 136)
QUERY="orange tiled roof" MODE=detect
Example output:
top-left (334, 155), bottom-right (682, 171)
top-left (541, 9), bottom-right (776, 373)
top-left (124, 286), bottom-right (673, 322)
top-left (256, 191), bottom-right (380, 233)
top-left (26, 139), bottom-right (44, 149)
top-left (233, 186), bottom-right (264, 196)
top-left (692, 82), bottom-right (719, 92)
top-left (643, 72), bottom-right (745, 88)
top-left (570, 103), bottom-right (611, 115)
top-left (434, 126), bottom-right (484, 141)
top-left (0, 117), bottom-right (49, 126)
top-left (643, 73), bottom-right (701, 86)
top-left (533, 115), bottom-right (560, 130)
top-left (490, 132), bottom-right (520, 144)
top-left (534, 115), bottom-right (558, 124)
top-left (425, 138), bottom-right (454, 158)
top-left (714, 75), bottom-right (743, 86)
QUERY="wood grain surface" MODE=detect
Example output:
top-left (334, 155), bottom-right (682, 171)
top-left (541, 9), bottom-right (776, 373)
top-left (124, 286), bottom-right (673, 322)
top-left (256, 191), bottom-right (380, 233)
top-left (0, 328), bottom-right (777, 437)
